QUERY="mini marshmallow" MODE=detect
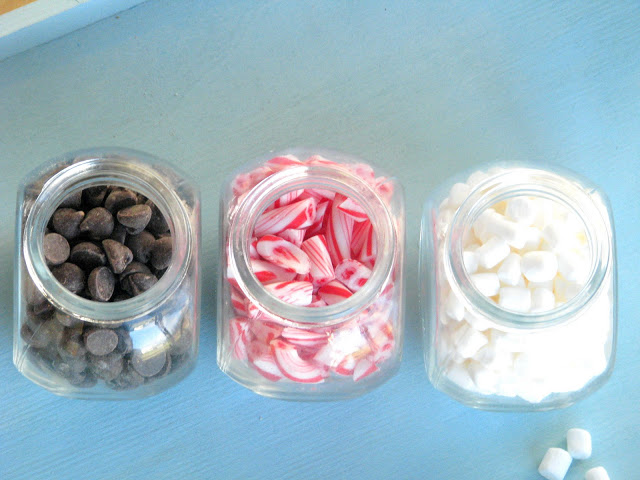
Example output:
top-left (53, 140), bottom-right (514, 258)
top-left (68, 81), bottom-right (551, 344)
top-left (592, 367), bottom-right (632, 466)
top-left (505, 196), bottom-right (537, 225)
top-left (463, 250), bottom-right (478, 274)
top-left (466, 170), bottom-right (489, 188)
top-left (519, 226), bottom-right (543, 253)
top-left (472, 209), bottom-right (497, 243)
top-left (498, 287), bottom-right (531, 312)
top-left (531, 288), bottom-right (556, 312)
top-left (445, 364), bottom-right (476, 390)
top-left (543, 223), bottom-right (570, 251)
top-left (475, 236), bottom-right (510, 269)
top-left (557, 250), bottom-right (589, 283)
top-left (464, 311), bottom-right (493, 331)
top-left (521, 251), bottom-right (558, 283)
top-left (585, 467), bottom-right (610, 480)
top-left (480, 211), bottom-right (528, 248)
top-left (445, 290), bottom-right (465, 322)
top-left (452, 323), bottom-right (488, 358)
top-left (497, 253), bottom-right (522, 286)
top-left (448, 182), bottom-right (471, 207)
top-left (566, 428), bottom-right (592, 459)
top-left (470, 273), bottom-right (500, 297)
top-left (538, 448), bottom-right (572, 480)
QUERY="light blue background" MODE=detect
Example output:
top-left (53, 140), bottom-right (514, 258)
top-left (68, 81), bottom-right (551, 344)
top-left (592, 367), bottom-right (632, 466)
top-left (1, 1), bottom-right (638, 479)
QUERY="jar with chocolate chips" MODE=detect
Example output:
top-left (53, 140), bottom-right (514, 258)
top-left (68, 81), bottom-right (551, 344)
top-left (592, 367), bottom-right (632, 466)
top-left (14, 148), bottom-right (200, 399)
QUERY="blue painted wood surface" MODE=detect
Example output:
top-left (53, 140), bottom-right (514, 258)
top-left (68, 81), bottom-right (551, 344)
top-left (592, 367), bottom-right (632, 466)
top-left (0, 1), bottom-right (638, 479)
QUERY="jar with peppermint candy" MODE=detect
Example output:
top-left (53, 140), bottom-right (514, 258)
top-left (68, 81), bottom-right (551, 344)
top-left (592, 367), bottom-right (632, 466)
top-left (420, 164), bottom-right (617, 411)
top-left (218, 148), bottom-right (405, 400)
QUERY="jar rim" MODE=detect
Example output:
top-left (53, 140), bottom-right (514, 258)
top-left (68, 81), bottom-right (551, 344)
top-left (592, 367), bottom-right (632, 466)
top-left (444, 166), bottom-right (613, 330)
top-left (23, 148), bottom-right (193, 325)
top-left (228, 157), bottom-right (397, 326)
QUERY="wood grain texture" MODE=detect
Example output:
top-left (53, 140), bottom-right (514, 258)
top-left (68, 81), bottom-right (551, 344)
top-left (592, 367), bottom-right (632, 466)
top-left (0, 1), bottom-right (639, 479)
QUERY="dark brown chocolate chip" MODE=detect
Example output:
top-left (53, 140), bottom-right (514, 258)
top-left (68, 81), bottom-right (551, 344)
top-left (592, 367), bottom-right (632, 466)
top-left (127, 273), bottom-right (158, 296)
top-left (30, 300), bottom-right (54, 317)
top-left (87, 266), bottom-right (115, 302)
top-left (58, 332), bottom-right (87, 358)
top-left (69, 371), bottom-right (98, 388)
top-left (58, 190), bottom-right (83, 209)
top-left (111, 292), bottom-right (132, 302)
top-left (102, 239), bottom-right (133, 274)
top-left (69, 242), bottom-right (107, 270)
top-left (52, 262), bottom-right (86, 293)
top-left (107, 363), bottom-right (144, 390)
top-left (88, 352), bottom-right (124, 381)
top-left (117, 204), bottom-right (152, 233)
top-left (126, 231), bottom-right (156, 263)
top-left (131, 349), bottom-right (167, 377)
top-left (52, 208), bottom-right (85, 239)
top-left (120, 261), bottom-right (153, 279)
top-left (104, 189), bottom-right (137, 213)
top-left (153, 353), bottom-right (172, 378)
top-left (110, 223), bottom-right (127, 244)
top-left (43, 233), bottom-right (70, 266)
top-left (145, 200), bottom-right (170, 235)
top-left (83, 186), bottom-right (108, 208)
top-left (114, 329), bottom-right (133, 355)
top-left (53, 310), bottom-right (82, 328)
top-left (79, 207), bottom-right (114, 239)
top-left (151, 236), bottom-right (172, 270)
top-left (83, 328), bottom-right (119, 356)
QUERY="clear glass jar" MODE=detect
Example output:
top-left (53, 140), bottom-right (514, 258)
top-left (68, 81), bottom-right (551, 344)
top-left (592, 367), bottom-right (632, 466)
top-left (217, 148), bottom-right (405, 400)
top-left (420, 164), bottom-right (617, 411)
top-left (14, 148), bottom-right (200, 399)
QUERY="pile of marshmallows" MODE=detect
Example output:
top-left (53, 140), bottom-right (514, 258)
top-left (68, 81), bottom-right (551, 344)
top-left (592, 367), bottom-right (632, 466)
top-left (226, 155), bottom-right (396, 384)
top-left (538, 428), bottom-right (609, 480)
top-left (436, 168), bottom-right (612, 403)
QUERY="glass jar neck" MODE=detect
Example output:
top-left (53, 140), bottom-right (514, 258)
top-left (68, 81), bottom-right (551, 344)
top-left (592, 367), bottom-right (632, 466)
top-left (229, 165), bottom-right (396, 326)
top-left (445, 167), bottom-right (611, 331)
top-left (24, 149), bottom-right (192, 325)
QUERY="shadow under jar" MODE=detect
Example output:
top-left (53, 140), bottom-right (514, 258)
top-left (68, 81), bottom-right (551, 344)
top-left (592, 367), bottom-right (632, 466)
top-left (420, 165), bottom-right (617, 411)
top-left (218, 149), bottom-right (405, 400)
top-left (14, 148), bottom-right (200, 399)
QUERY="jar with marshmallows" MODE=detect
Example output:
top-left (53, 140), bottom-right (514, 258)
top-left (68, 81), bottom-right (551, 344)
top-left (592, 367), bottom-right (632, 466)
top-left (420, 164), bottom-right (617, 411)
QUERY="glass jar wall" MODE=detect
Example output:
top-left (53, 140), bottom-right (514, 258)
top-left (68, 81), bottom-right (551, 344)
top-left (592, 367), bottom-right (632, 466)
top-left (420, 165), bottom-right (616, 411)
top-left (217, 148), bottom-right (405, 400)
top-left (14, 148), bottom-right (200, 399)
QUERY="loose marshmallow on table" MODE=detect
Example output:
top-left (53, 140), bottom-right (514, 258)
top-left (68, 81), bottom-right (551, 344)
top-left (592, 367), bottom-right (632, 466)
top-left (566, 428), bottom-right (592, 459)
top-left (585, 467), bottom-right (610, 480)
top-left (538, 448), bottom-right (572, 480)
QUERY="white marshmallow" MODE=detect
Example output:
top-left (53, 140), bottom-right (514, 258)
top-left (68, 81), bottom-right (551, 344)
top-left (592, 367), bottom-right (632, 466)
top-left (554, 276), bottom-right (583, 303)
top-left (445, 290), bottom-right (465, 322)
top-left (543, 223), bottom-right (571, 251)
top-left (497, 253), bottom-right (522, 286)
top-left (519, 226), bottom-right (543, 253)
top-left (538, 448), bottom-right (572, 480)
top-left (505, 196), bottom-right (537, 225)
top-left (475, 236), bottom-right (510, 269)
top-left (452, 323), bottom-right (488, 358)
top-left (498, 287), bottom-right (532, 312)
top-left (463, 250), bottom-right (478, 274)
top-left (585, 467), bottom-right (610, 480)
top-left (516, 381), bottom-right (550, 403)
top-left (557, 250), bottom-right (589, 283)
top-left (464, 311), bottom-right (493, 331)
top-left (469, 363), bottom-right (500, 393)
top-left (445, 364), bottom-right (476, 391)
top-left (448, 182), bottom-right (471, 207)
top-left (472, 209), bottom-right (497, 243)
top-left (481, 211), bottom-right (528, 248)
top-left (466, 171), bottom-right (489, 188)
top-left (531, 288), bottom-right (556, 312)
top-left (521, 251), bottom-right (558, 283)
top-left (566, 428), bottom-right (592, 459)
top-left (470, 273), bottom-right (500, 297)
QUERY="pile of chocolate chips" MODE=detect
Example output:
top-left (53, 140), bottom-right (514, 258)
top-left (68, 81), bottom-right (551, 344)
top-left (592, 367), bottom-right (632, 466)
top-left (43, 186), bottom-right (172, 301)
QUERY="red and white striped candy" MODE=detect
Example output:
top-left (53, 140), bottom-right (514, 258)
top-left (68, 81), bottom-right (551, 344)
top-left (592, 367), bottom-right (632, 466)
top-left (334, 355), bottom-right (357, 376)
top-left (281, 327), bottom-right (328, 348)
top-left (300, 188), bottom-right (336, 202)
top-left (230, 287), bottom-right (248, 315)
top-left (277, 228), bottom-right (305, 247)
top-left (358, 223), bottom-right (377, 268)
top-left (248, 341), bottom-right (283, 381)
top-left (317, 280), bottom-right (353, 305)
top-left (270, 189), bottom-right (304, 210)
top-left (325, 193), bottom-right (354, 265)
top-left (249, 317), bottom-right (283, 344)
top-left (264, 281), bottom-right (313, 306)
top-left (352, 357), bottom-right (379, 382)
top-left (230, 317), bottom-right (250, 360)
top-left (254, 197), bottom-right (317, 237)
top-left (251, 258), bottom-right (297, 284)
top-left (249, 237), bottom-right (260, 259)
top-left (265, 155), bottom-right (303, 171)
top-left (335, 259), bottom-right (372, 293)
top-left (305, 200), bottom-right (330, 238)
top-left (304, 155), bottom-right (341, 167)
top-left (256, 235), bottom-right (311, 274)
top-left (308, 295), bottom-right (328, 308)
top-left (347, 163), bottom-right (376, 185)
top-left (375, 176), bottom-right (394, 202)
top-left (350, 220), bottom-right (370, 258)
top-left (300, 234), bottom-right (335, 288)
top-left (270, 339), bottom-right (328, 383)
top-left (338, 196), bottom-right (368, 222)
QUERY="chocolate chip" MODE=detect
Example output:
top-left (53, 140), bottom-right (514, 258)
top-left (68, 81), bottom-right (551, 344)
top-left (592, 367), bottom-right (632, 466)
top-left (125, 231), bottom-right (156, 264)
top-left (110, 223), bottom-right (127, 244)
top-left (107, 363), bottom-right (144, 390)
top-left (69, 242), bottom-right (107, 270)
top-left (69, 371), bottom-right (97, 388)
top-left (53, 310), bottom-right (82, 328)
top-left (83, 186), bottom-right (108, 208)
top-left (52, 208), bottom-right (85, 239)
top-left (153, 353), bottom-right (172, 379)
top-left (102, 239), bottom-right (133, 274)
top-left (117, 204), bottom-right (152, 233)
top-left (79, 207), bottom-right (114, 240)
top-left (114, 329), bottom-right (133, 355)
top-left (52, 263), bottom-right (86, 293)
top-left (58, 190), bottom-right (83, 209)
top-left (104, 189), bottom-right (137, 213)
top-left (88, 352), bottom-right (124, 381)
top-left (58, 332), bottom-right (87, 358)
top-left (145, 200), bottom-right (170, 235)
top-left (83, 328), bottom-right (119, 356)
top-left (151, 236), bottom-right (172, 270)
top-left (43, 233), bottom-right (70, 266)
top-left (30, 300), bottom-right (54, 317)
top-left (127, 273), bottom-right (158, 297)
top-left (87, 266), bottom-right (115, 302)
top-left (111, 293), bottom-right (132, 302)
top-left (120, 261), bottom-right (153, 279)
top-left (131, 349), bottom-right (167, 377)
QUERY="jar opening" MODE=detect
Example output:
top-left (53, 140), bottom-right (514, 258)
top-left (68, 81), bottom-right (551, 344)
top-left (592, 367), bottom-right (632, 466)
top-left (445, 168), bottom-right (611, 330)
top-left (23, 149), bottom-right (192, 325)
top-left (228, 164), bottom-right (396, 326)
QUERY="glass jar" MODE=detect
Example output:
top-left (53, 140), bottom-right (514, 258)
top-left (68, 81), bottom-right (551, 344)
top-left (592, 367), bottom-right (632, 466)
top-left (217, 148), bottom-right (405, 400)
top-left (14, 148), bottom-right (200, 399)
top-left (420, 164), bottom-right (616, 411)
